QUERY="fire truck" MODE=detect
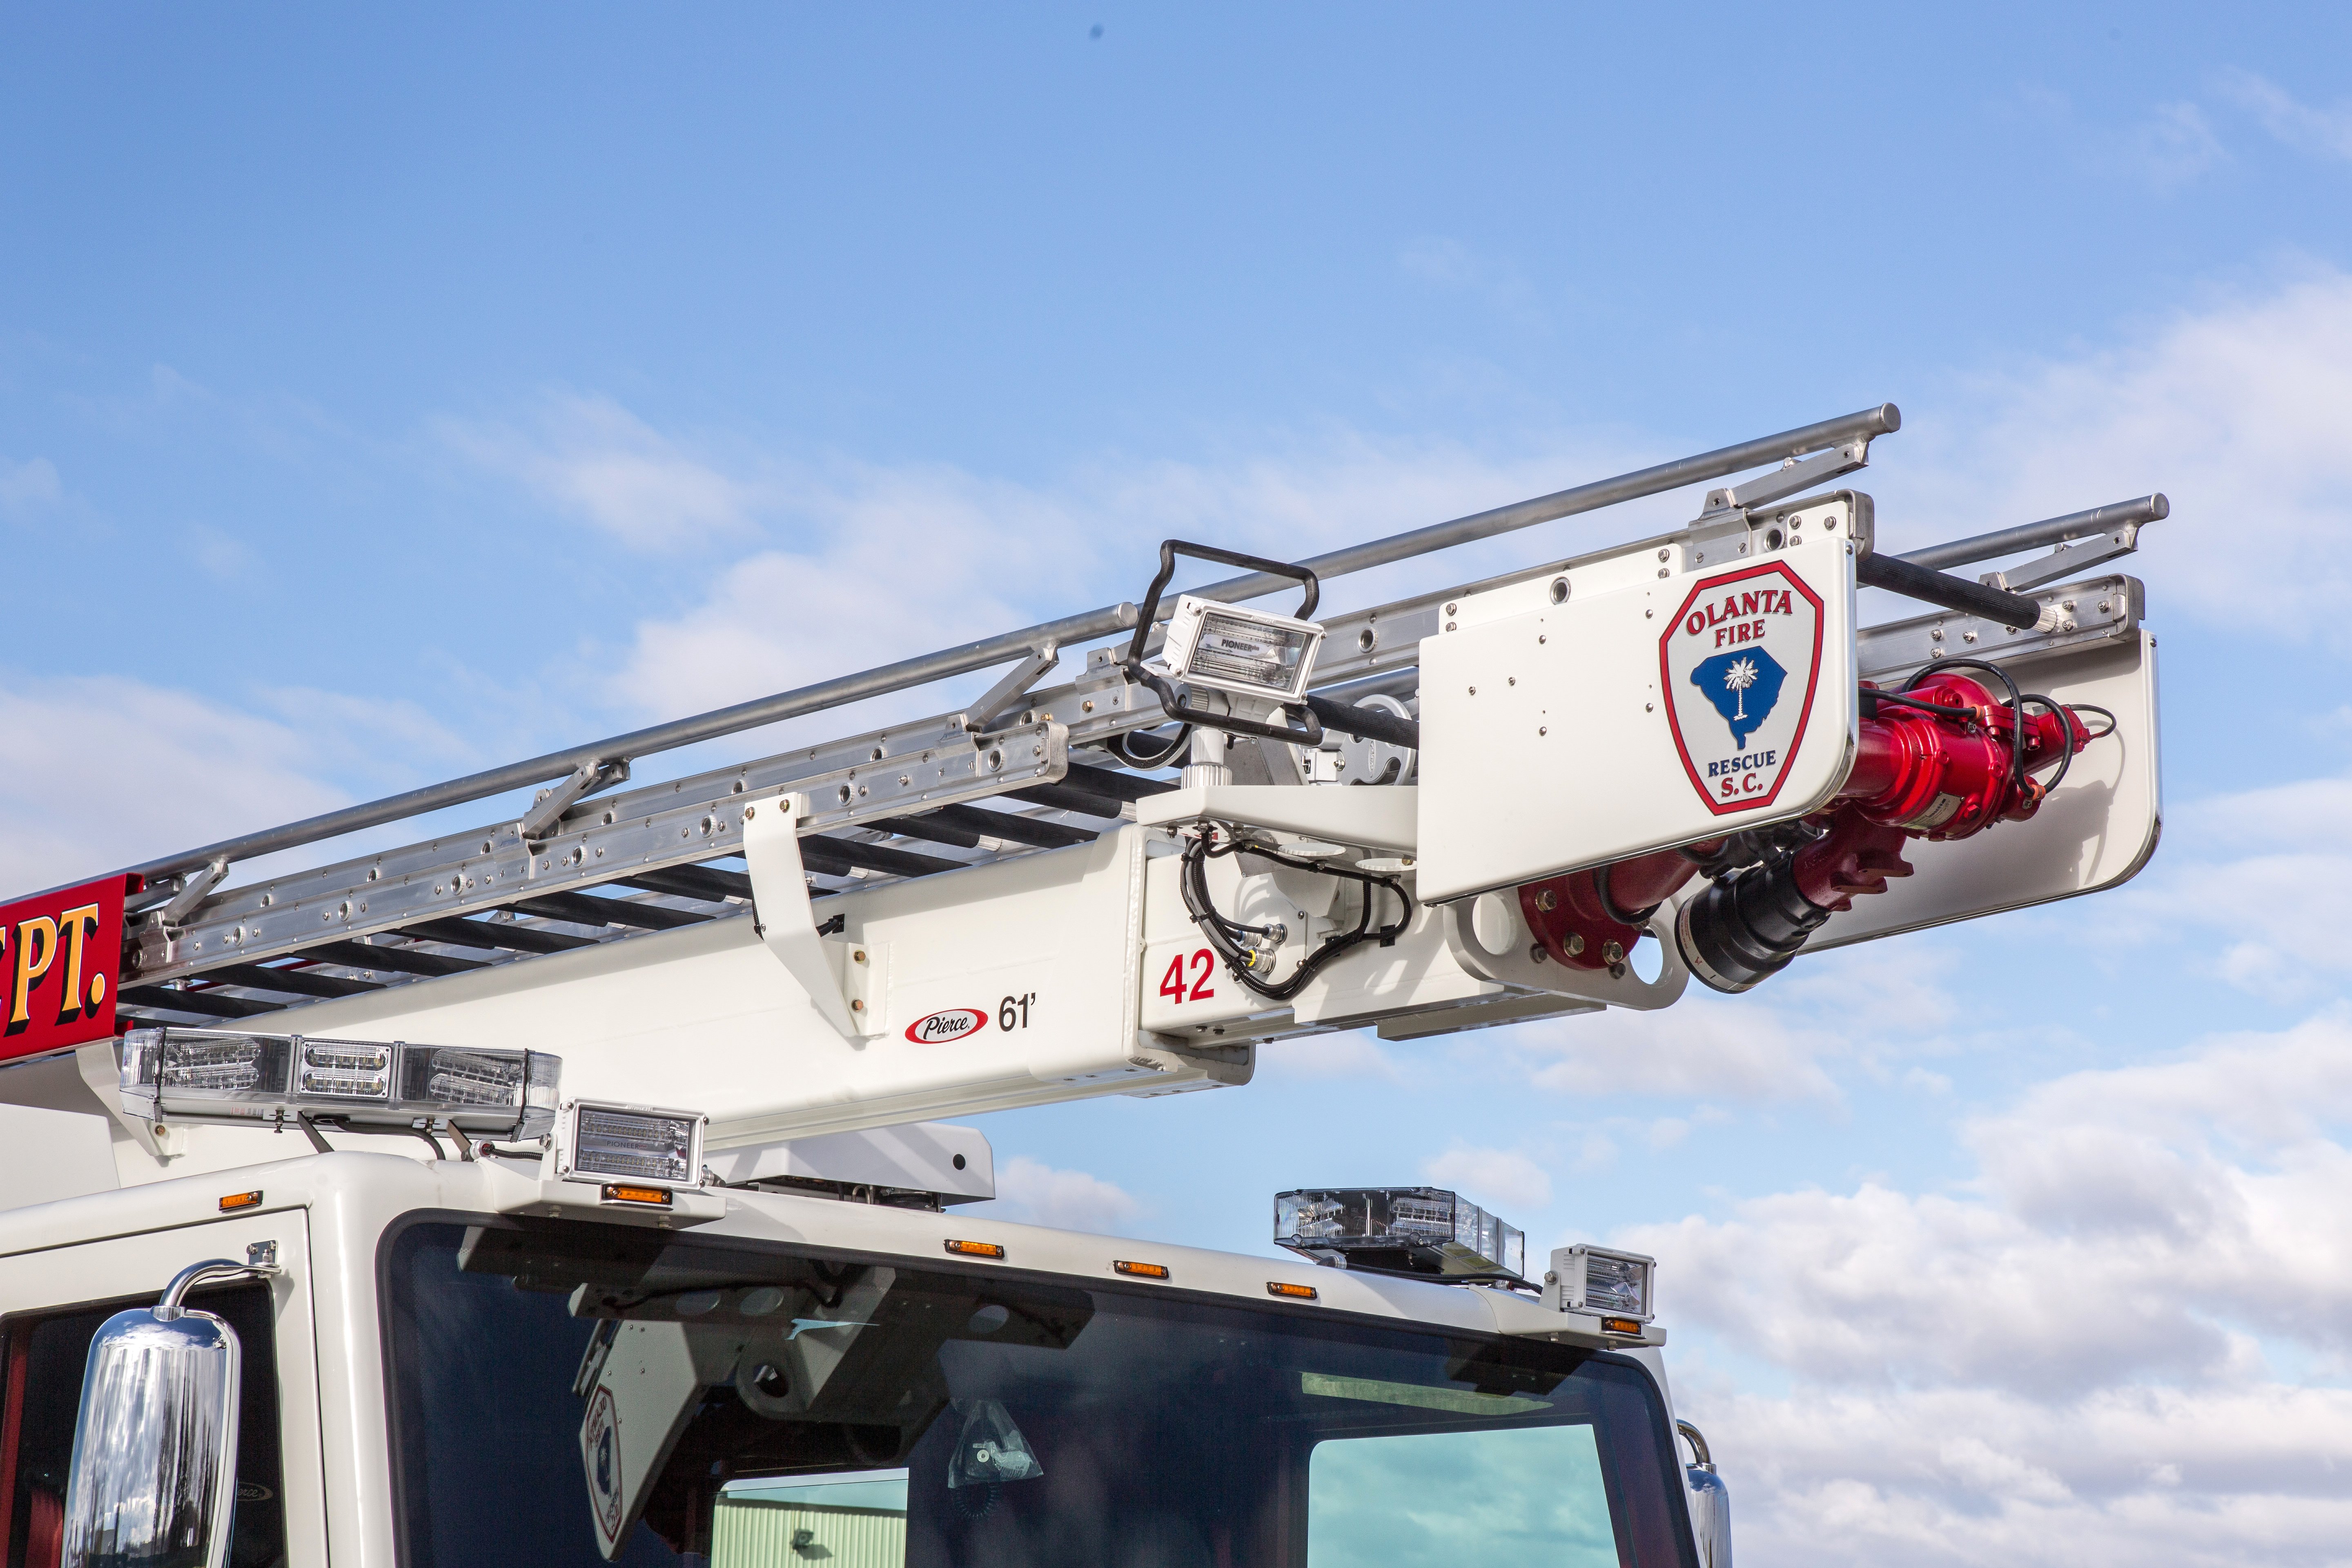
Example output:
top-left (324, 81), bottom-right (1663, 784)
top-left (0, 403), bottom-right (2161, 1568)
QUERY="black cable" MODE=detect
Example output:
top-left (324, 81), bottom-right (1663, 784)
top-left (2070, 703), bottom-right (2119, 739)
top-left (1860, 686), bottom-right (1973, 719)
top-left (1593, 862), bottom-right (1659, 928)
top-left (1178, 829), bottom-right (1412, 1002)
top-left (1110, 724), bottom-right (1192, 768)
top-left (1902, 657), bottom-right (2029, 806)
top-left (2017, 694), bottom-right (2078, 794)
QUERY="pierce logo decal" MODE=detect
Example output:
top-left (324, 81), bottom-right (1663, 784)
top-left (1658, 562), bottom-right (1825, 815)
top-left (904, 1007), bottom-right (988, 1045)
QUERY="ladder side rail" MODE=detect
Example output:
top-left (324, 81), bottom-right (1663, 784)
top-left (1895, 494), bottom-right (2168, 572)
top-left (60, 405), bottom-right (1900, 906)
top-left (108, 601), bottom-right (1135, 899)
top-left (128, 481), bottom-right (2161, 989)
top-left (128, 719), bottom-right (1070, 986)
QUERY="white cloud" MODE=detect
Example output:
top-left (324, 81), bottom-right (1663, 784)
top-left (2006, 87), bottom-right (2227, 192)
top-left (2087, 769), bottom-right (2352, 1000)
top-left (440, 392), bottom-right (761, 550)
top-left (0, 675), bottom-right (349, 895)
top-left (601, 418), bottom-right (1653, 725)
top-left (1421, 1145), bottom-right (1553, 1211)
top-left (0, 455), bottom-right (62, 514)
top-left (1621, 1010), bottom-right (2352, 1566)
top-left (985, 1154), bottom-right (1141, 1235)
top-left (0, 673), bottom-right (476, 900)
top-left (2219, 68), bottom-right (2352, 162)
top-left (1507, 943), bottom-right (1961, 1104)
top-left (2128, 101), bottom-right (2228, 189)
top-left (608, 461), bottom-right (1098, 720)
top-left (1262, 1032), bottom-right (1401, 1081)
top-left (1891, 268), bottom-right (2352, 639)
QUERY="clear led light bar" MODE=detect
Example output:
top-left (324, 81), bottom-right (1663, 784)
top-left (1547, 1243), bottom-right (1656, 1322)
top-left (556, 1100), bottom-right (706, 1189)
top-left (116, 1027), bottom-right (560, 1140)
top-left (1273, 1186), bottom-right (1525, 1281)
top-left (1160, 595), bottom-right (1324, 704)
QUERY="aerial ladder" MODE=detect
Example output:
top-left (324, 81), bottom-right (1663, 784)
top-left (0, 401), bottom-right (2161, 1162)
top-left (0, 403), bottom-right (2165, 1568)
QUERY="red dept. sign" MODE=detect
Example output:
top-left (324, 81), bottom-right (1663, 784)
top-left (0, 876), bottom-right (128, 1062)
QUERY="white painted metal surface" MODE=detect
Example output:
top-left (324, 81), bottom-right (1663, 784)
top-left (191, 828), bottom-right (1243, 1152)
top-left (1815, 628), bottom-right (2162, 948)
top-left (1417, 497), bottom-right (1862, 903)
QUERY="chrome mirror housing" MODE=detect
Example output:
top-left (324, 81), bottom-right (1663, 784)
top-left (61, 1258), bottom-right (273, 1568)
top-left (1679, 1419), bottom-right (1732, 1568)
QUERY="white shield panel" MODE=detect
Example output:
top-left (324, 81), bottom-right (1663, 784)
top-left (1416, 503), bottom-right (1859, 904)
top-left (1657, 562), bottom-right (1828, 817)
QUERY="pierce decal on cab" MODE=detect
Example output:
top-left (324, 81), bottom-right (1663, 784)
top-left (1658, 562), bottom-right (1826, 816)
top-left (904, 1007), bottom-right (989, 1045)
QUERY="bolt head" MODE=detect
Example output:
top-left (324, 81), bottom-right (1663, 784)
top-left (1565, 932), bottom-right (1586, 957)
top-left (1603, 940), bottom-right (1625, 965)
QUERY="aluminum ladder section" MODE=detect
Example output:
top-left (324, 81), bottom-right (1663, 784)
top-left (51, 405), bottom-right (2159, 1027)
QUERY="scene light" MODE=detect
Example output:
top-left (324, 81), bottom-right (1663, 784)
top-left (1273, 1187), bottom-right (1525, 1281)
top-left (1547, 1243), bottom-right (1656, 1322)
top-left (117, 1027), bottom-right (560, 1140)
top-left (1159, 595), bottom-right (1324, 704)
top-left (557, 1100), bottom-right (705, 1188)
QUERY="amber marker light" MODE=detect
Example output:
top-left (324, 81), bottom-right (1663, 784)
top-left (945, 1239), bottom-right (1006, 1260)
top-left (1601, 1316), bottom-right (1643, 1336)
top-left (219, 1190), bottom-right (263, 1212)
top-left (1112, 1260), bottom-right (1170, 1280)
top-left (1266, 1281), bottom-right (1319, 1301)
top-left (601, 1183), bottom-right (672, 1206)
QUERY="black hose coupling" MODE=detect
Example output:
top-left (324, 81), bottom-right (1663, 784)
top-left (1674, 859), bottom-right (1833, 994)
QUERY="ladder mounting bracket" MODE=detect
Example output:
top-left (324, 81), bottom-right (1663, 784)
top-left (742, 795), bottom-right (886, 1042)
top-left (520, 758), bottom-right (632, 844)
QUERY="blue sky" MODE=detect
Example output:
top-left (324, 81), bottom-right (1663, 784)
top-left (9, 7), bottom-right (2352, 1564)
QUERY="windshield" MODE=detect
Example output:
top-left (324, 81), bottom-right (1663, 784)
top-left (381, 1220), bottom-right (1694, 1568)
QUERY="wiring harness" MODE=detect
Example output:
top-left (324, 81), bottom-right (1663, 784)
top-left (1178, 827), bottom-right (1414, 1002)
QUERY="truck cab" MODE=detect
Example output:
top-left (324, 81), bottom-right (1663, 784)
top-left (0, 1129), bottom-right (1709, 1567)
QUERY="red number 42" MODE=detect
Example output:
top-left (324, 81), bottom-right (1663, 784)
top-left (1158, 949), bottom-right (1216, 1004)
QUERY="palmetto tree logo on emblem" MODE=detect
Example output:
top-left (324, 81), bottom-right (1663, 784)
top-left (1723, 656), bottom-right (1760, 721)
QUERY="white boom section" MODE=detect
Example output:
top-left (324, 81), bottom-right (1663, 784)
top-left (62, 499), bottom-right (2156, 1183)
top-left (0, 410), bottom-right (2169, 1194)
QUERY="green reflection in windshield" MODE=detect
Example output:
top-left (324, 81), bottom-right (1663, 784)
top-left (1307, 1423), bottom-right (1616, 1568)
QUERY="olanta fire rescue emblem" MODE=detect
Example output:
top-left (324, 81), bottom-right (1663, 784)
top-left (1659, 562), bottom-right (1826, 815)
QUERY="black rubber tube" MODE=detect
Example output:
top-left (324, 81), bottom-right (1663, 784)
top-left (1856, 552), bottom-right (2045, 629)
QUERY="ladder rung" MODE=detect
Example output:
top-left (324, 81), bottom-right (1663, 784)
top-left (922, 804), bottom-right (1094, 849)
top-left (798, 837), bottom-right (965, 880)
top-left (1001, 782), bottom-right (1131, 819)
top-left (118, 985), bottom-right (278, 1020)
top-left (304, 940), bottom-right (489, 978)
top-left (878, 814), bottom-right (983, 850)
top-left (620, 865), bottom-right (754, 903)
top-left (402, 917), bottom-right (600, 956)
top-left (505, 892), bottom-right (709, 931)
top-left (197, 962), bottom-right (385, 999)
top-left (1058, 762), bottom-right (1178, 803)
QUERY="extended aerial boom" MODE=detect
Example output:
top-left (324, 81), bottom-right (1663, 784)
top-left (0, 407), bottom-right (2161, 1159)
